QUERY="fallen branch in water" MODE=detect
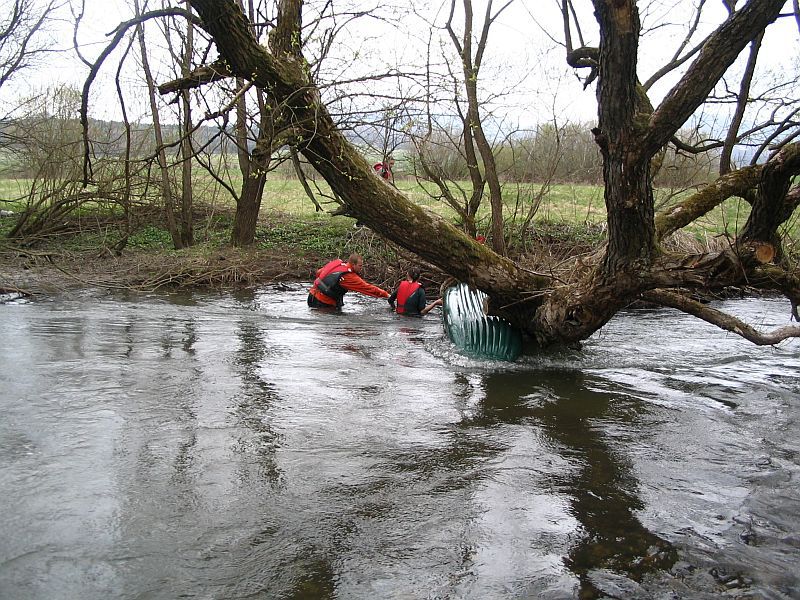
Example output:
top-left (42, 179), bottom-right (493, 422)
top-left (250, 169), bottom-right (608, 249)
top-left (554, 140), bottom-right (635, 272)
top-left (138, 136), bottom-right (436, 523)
top-left (0, 285), bottom-right (34, 297)
top-left (643, 289), bottom-right (800, 345)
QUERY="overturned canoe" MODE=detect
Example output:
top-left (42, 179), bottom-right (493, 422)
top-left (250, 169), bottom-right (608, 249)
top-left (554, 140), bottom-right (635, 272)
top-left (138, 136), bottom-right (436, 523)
top-left (442, 283), bottom-right (523, 361)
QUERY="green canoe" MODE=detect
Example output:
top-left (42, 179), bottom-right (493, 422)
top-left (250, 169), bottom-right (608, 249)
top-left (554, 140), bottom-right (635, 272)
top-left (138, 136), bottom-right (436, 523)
top-left (442, 283), bottom-right (523, 362)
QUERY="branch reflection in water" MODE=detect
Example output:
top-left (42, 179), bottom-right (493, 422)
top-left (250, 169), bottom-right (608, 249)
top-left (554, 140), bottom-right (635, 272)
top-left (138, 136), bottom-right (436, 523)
top-left (472, 370), bottom-right (676, 598)
top-left (1, 289), bottom-right (798, 599)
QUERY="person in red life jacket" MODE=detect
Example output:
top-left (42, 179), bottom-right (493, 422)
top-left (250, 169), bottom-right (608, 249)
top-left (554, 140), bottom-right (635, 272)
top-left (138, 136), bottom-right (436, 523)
top-left (475, 234), bottom-right (486, 244)
top-left (388, 267), bottom-right (443, 316)
top-left (307, 253), bottom-right (390, 308)
top-left (373, 156), bottom-right (395, 182)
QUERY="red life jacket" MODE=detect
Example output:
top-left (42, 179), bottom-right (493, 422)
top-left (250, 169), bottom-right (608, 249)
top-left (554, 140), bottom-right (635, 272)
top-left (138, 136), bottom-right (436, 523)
top-left (373, 162), bottom-right (391, 180)
top-left (395, 280), bottom-right (422, 314)
top-left (312, 260), bottom-right (351, 306)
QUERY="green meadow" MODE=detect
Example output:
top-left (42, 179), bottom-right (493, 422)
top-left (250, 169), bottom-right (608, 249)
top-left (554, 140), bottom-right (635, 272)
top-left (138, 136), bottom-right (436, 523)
top-left (3, 167), bottom-right (796, 254)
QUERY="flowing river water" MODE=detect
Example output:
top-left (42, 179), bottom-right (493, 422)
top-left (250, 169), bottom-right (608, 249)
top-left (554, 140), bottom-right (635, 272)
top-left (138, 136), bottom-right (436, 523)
top-left (0, 285), bottom-right (798, 599)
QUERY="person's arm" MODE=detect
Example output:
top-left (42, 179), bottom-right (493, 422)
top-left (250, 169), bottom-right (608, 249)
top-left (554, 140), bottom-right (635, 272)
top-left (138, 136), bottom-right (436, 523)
top-left (421, 297), bottom-right (443, 316)
top-left (340, 272), bottom-right (389, 298)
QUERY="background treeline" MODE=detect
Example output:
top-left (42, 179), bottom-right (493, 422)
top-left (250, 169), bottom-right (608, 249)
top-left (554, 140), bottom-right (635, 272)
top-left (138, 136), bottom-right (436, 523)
top-left (407, 123), bottom-right (717, 188)
top-left (0, 110), bottom-right (718, 188)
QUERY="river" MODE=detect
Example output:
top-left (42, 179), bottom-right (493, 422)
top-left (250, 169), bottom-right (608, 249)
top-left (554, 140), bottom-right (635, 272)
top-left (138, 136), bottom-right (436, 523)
top-left (1, 286), bottom-right (798, 599)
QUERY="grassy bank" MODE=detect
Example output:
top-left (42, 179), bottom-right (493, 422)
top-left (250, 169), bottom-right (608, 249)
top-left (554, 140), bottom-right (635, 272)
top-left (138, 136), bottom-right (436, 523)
top-left (1, 175), bottom-right (797, 295)
top-left (1, 173), bottom-right (777, 236)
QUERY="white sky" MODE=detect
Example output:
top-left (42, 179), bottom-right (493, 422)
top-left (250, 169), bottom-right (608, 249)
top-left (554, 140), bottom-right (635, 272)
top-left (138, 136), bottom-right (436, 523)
top-left (2, 0), bottom-right (798, 135)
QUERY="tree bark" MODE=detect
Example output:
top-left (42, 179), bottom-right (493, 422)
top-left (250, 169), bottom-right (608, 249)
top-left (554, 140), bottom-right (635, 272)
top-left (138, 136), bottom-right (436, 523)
top-left (182, 0), bottom-right (800, 348)
top-left (741, 143), bottom-right (800, 251)
top-left (592, 1), bottom-right (656, 277)
top-left (179, 0), bottom-right (195, 247)
top-left (229, 0), bottom-right (296, 247)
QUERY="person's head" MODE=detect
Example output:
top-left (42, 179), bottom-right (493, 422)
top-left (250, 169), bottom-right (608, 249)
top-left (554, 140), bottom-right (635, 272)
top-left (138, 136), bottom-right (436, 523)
top-left (347, 253), bottom-right (364, 273)
top-left (407, 267), bottom-right (421, 281)
top-left (386, 156), bottom-right (395, 168)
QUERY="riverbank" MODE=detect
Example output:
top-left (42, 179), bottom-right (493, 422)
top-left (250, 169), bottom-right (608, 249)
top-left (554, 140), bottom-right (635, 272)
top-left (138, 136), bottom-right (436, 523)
top-left (0, 230), bottom-right (453, 299)
top-left (0, 207), bottom-right (610, 298)
top-left (0, 245), bottom-right (316, 296)
top-left (0, 209), bottom-right (431, 296)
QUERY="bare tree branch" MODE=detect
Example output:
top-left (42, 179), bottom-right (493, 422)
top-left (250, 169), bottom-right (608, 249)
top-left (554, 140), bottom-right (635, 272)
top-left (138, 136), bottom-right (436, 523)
top-left (0, 0), bottom-right (56, 89)
top-left (643, 289), bottom-right (800, 344)
top-left (642, 0), bottom-right (706, 91)
top-left (719, 32), bottom-right (763, 175)
top-left (641, 0), bottom-right (786, 162)
top-left (80, 7), bottom-right (199, 184)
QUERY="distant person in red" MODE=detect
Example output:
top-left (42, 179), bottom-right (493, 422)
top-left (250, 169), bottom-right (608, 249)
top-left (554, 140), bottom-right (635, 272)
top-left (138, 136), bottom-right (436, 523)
top-left (475, 234), bottom-right (486, 244)
top-left (373, 156), bottom-right (395, 182)
top-left (308, 253), bottom-right (389, 308)
top-left (388, 267), bottom-right (442, 316)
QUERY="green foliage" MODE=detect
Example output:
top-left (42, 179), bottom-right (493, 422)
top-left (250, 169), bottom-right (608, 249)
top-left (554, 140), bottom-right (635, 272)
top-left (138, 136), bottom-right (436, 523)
top-left (256, 215), bottom-right (354, 256)
top-left (127, 226), bottom-right (174, 249)
top-left (253, 213), bottom-right (402, 269)
top-left (0, 215), bottom-right (15, 238)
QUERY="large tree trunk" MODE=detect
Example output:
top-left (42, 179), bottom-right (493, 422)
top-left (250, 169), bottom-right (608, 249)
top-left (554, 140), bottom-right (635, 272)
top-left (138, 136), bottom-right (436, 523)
top-left (593, 2), bottom-right (655, 275)
top-left (181, 0), bottom-right (799, 348)
top-left (528, 2), bottom-right (655, 346)
top-left (231, 168), bottom-right (266, 245)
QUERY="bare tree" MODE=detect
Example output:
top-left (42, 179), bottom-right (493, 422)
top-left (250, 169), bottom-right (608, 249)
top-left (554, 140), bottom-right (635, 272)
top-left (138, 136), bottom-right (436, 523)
top-left (134, 0), bottom-right (184, 249)
top-left (0, 0), bottom-right (57, 90)
top-left (443, 0), bottom-right (513, 253)
top-left (0, 0), bottom-right (60, 155)
top-left (96, 0), bottom-right (800, 349)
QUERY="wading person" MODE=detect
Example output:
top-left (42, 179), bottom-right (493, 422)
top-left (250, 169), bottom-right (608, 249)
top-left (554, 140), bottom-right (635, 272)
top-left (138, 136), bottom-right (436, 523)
top-left (373, 156), bottom-right (395, 182)
top-left (388, 267), bottom-right (443, 316)
top-left (308, 253), bottom-right (390, 308)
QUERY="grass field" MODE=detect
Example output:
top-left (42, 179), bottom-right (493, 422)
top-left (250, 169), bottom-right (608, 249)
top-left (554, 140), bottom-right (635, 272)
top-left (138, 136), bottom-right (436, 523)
top-left (3, 171), bottom-right (795, 247)
top-left (244, 176), bottom-right (766, 242)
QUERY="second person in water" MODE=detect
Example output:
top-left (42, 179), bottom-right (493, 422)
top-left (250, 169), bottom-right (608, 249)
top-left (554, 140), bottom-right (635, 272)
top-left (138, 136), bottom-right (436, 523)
top-left (388, 267), bottom-right (442, 316)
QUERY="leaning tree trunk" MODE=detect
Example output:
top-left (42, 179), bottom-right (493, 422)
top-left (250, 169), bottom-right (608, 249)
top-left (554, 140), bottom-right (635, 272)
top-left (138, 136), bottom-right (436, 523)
top-left (183, 0), bottom-right (794, 348)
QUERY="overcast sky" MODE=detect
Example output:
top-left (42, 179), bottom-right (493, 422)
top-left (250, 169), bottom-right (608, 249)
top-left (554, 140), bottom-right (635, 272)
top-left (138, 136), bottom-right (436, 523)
top-left (2, 0), bottom-right (798, 134)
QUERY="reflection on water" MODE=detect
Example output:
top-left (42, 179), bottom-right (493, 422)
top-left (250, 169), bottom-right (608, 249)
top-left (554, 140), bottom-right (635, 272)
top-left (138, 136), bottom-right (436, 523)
top-left (0, 287), bottom-right (798, 599)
